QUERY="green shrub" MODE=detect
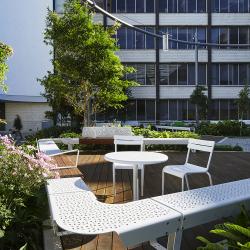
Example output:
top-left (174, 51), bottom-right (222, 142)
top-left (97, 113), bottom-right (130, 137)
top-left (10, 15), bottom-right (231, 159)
top-left (214, 144), bottom-right (243, 151)
top-left (0, 135), bottom-right (58, 249)
top-left (197, 121), bottom-right (249, 136)
top-left (197, 206), bottom-right (250, 250)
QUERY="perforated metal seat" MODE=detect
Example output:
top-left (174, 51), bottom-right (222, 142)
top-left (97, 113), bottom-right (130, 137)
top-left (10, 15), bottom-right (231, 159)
top-left (162, 139), bottom-right (215, 193)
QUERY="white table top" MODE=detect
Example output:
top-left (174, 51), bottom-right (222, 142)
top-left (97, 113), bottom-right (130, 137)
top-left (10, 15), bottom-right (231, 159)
top-left (105, 151), bottom-right (168, 165)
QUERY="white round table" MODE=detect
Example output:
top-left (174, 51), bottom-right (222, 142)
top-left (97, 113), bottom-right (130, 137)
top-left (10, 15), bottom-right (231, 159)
top-left (104, 151), bottom-right (168, 200)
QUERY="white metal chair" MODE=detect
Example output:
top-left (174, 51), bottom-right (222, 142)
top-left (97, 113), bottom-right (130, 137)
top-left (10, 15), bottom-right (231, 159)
top-left (113, 135), bottom-right (144, 196)
top-left (162, 138), bottom-right (215, 194)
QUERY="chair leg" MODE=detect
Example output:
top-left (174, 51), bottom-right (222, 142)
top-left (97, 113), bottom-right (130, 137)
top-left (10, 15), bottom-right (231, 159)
top-left (162, 171), bottom-right (165, 195)
top-left (112, 166), bottom-right (116, 196)
top-left (207, 172), bottom-right (213, 186)
top-left (141, 166), bottom-right (144, 197)
top-left (185, 175), bottom-right (190, 190)
top-left (181, 177), bottom-right (185, 192)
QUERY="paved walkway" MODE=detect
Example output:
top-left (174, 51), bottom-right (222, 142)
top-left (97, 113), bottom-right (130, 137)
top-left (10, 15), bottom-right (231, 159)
top-left (218, 137), bottom-right (250, 152)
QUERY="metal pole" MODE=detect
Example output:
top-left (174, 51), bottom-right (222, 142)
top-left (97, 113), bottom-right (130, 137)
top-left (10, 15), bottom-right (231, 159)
top-left (195, 33), bottom-right (198, 86)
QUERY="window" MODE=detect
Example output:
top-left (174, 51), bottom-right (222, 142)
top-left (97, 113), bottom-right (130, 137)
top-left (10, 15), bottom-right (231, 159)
top-left (117, 28), bottom-right (126, 49)
top-left (239, 64), bottom-right (248, 85)
top-left (212, 0), bottom-right (220, 12)
top-left (229, 99), bottom-right (238, 119)
top-left (211, 28), bottom-right (220, 44)
top-left (197, 28), bottom-right (207, 48)
top-left (220, 100), bottom-right (229, 120)
top-left (159, 0), bottom-right (168, 12)
top-left (145, 27), bottom-right (155, 49)
top-left (239, 27), bottom-right (249, 45)
top-left (188, 64), bottom-right (195, 85)
top-left (197, 0), bottom-right (206, 12)
top-left (239, 0), bottom-right (249, 12)
top-left (198, 64), bottom-right (207, 85)
top-left (146, 0), bottom-right (155, 12)
top-left (137, 64), bottom-right (146, 85)
top-left (127, 28), bottom-right (135, 49)
top-left (220, 0), bottom-right (229, 12)
top-left (136, 30), bottom-right (145, 49)
top-left (127, 0), bottom-right (135, 12)
top-left (210, 100), bottom-right (219, 120)
top-left (137, 100), bottom-right (145, 120)
top-left (145, 100), bottom-right (155, 121)
top-left (127, 100), bottom-right (136, 120)
top-left (146, 64), bottom-right (155, 85)
top-left (178, 28), bottom-right (188, 49)
top-left (229, 0), bottom-right (239, 12)
top-left (178, 100), bottom-right (188, 120)
top-left (188, 101), bottom-right (196, 120)
top-left (212, 64), bottom-right (219, 85)
top-left (168, 0), bottom-right (178, 12)
top-left (178, 64), bottom-right (188, 85)
top-left (159, 100), bottom-right (169, 120)
top-left (169, 100), bottom-right (178, 120)
top-left (220, 64), bottom-right (229, 85)
top-left (220, 28), bottom-right (229, 48)
top-left (136, 0), bottom-right (144, 12)
top-left (169, 65), bottom-right (178, 85)
top-left (178, 0), bottom-right (188, 12)
top-left (188, 0), bottom-right (197, 12)
top-left (229, 27), bottom-right (239, 45)
top-left (229, 64), bottom-right (239, 85)
top-left (160, 64), bottom-right (169, 85)
top-left (117, 0), bottom-right (125, 12)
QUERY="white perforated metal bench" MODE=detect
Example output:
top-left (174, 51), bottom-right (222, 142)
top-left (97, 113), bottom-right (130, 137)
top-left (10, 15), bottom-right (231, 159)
top-left (46, 177), bottom-right (250, 250)
top-left (37, 139), bottom-right (79, 169)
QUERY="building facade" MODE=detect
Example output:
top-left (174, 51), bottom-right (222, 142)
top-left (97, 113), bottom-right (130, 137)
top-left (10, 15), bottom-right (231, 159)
top-left (1, 0), bottom-right (250, 130)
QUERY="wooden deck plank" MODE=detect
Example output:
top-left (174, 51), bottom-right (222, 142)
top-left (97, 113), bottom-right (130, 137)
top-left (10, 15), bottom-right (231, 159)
top-left (59, 151), bottom-right (250, 250)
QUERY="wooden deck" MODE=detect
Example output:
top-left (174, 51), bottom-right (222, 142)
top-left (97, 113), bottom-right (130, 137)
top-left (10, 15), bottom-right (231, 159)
top-left (54, 151), bottom-right (250, 250)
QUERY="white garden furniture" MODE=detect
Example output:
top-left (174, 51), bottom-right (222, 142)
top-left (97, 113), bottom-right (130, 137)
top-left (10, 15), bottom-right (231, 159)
top-left (105, 150), bottom-right (168, 200)
top-left (46, 177), bottom-right (250, 250)
top-left (37, 139), bottom-right (79, 169)
top-left (162, 138), bottom-right (215, 194)
top-left (112, 135), bottom-right (144, 197)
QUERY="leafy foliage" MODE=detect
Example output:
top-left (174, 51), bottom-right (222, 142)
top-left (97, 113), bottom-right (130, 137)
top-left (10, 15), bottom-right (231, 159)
top-left (197, 206), bottom-right (250, 250)
top-left (0, 41), bottom-right (13, 93)
top-left (0, 136), bottom-right (58, 249)
top-left (40, 0), bottom-right (137, 126)
top-left (214, 144), bottom-right (243, 151)
top-left (236, 83), bottom-right (250, 121)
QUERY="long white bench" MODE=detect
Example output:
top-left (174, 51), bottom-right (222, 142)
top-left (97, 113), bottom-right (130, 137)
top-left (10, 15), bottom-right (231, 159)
top-left (46, 177), bottom-right (250, 250)
top-left (37, 139), bottom-right (79, 169)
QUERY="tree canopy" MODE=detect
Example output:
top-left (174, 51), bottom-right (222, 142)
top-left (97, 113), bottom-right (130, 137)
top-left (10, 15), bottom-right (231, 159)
top-left (0, 42), bottom-right (13, 93)
top-left (40, 0), bottom-right (136, 126)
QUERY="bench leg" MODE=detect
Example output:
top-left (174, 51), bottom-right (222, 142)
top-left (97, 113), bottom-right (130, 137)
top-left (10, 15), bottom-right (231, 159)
top-left (184, 175), bottom-right (190, 190)
top-left (113, 165), bottom-right (116, 196)
top-left (167, 231), bottom-right (182, 250)
top-left (207, 172), bottom-right (213, 186)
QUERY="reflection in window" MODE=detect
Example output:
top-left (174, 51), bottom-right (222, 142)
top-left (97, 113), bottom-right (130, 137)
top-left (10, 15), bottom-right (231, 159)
top-left (197, 0), bottom-right (206, 12)
top-left (169, 100), bottom-right (178, 120)
top-left (198, 64), bottom-right (207, 85)
top-left (137, 100), bottom-right (145, 121)
top-left (239, 64), bottom-right (248, 85)
top-left (126, 100), bottom-right (136, 120)
top-left (146, 100), bottom-right (156, 121)
top-left (220, 28), bottom-right (229, 48)
top-left (117, 0), bottom-right (125, 12)
top-left (169, 65), bottom-right (178, 85)
top-left (178, 100), bottom-right (188, 120)
top-left (127, 28), bottom-right (135, 49)
top-left (146, 64), bottom-right (155, 85)
top-left (168, 0), bottom-right (178, 12)
top-left (159, 0), bottom-right (168, 12)
top-left (160, 64), bottom-right (169, 85)
top-left (145, 27), bottom-right (155, 49)
top-left (127, 0), bottom-right (135, 12)
top-left (137, 65), bottom-right (146, 85)
top-left (188, 64), bottom-right (195, 85)
top-left (178, 28), bottom-right (188, 49)
top-left (220, 64), bottom-right (229, 85)
top-left (178, 0), bottom-right (188, 12)
top-left (136, 0), bottom-right (145, 12)
top-left (229, 27), bottom-right (239, 45)
top-left (220, 0), bottom-right (229, 12)
top-left (188, 0), bottom-right (197, 12)
top-left (212, 64), bottom-right (219, 85)
top-left (229, 64), bottom-right (239, 85)
top-left (178, 64), bottom-right (188, 85)
top-left (146, 0), bottom-right (155, 12)
top-left (117, 28), bottom-right (126, 49)
top-left (212, 0), bottom-right (220, 12)
top-left (229, 0), bottom-right (239, 12)
top-left (159, 100), bottom-right (169, 120)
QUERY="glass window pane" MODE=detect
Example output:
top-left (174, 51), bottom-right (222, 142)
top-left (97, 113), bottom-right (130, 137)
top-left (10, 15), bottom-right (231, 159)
top-left (168, 0), bottom-right (177, 12)
top-left (169, 27), bottom-right (178, 49)
top-left (127, 0), bottom-right (136, 12)
top-left (117, 27), bottom-right (126, 49)
top-left (159, 100), bottom-right (169, 120)
top-left (220, 0), bottom-right (229, 12)
top-left (212, 64), bottom-right (219, 85)
top-left (188, 63), bottom-right (195, 85)
top-left (239, 27), bottom-right (249, 44)
top-left (212, 28), bottom-right (220, 44)
top-left (178, 0), bottom-right (188, 12)
top-left (136, 64), bottom-right (146, 85)
top-left (229, 64), bottom-right (239, 85)
top-left (117, 0), bottom-right (125, 12)
top-left (178, 64), bottom-right (187, 85)
top-left (197, 0), bottom-right (206, 12)
top-left (188, 0), bottom-right (196, 12)
top-left (146, 64), bottom-right (155, 85)
top-left (229, 0), bottom-right (239, 12)
top-left (178, 100), bottom-right (188, 120)
top-left (210, 100), bottom-right (219, 120)
top-left (229, 99), bottom-right (238, 119)
top-left (146, 100), bottom-right (155, 120)
top-left (136, 0), bottom-right (145, 12)
top-left (108, 0), bottom-right (116, 12)
top-left (137, 100), bottom-right (145, 120)
top-left (136, 30), bottom-right (145, 49)
top-left (169, 64), bottom-right (178, 85)
top-left (198, 64), bottom-right (206, 85)
top-left (212, 0), bottom-right (219, 12)
top-left (95, 0), bottom-right (103, 7)
top-left (229, 27), bottom-right (239, 44)
top-left (220, 100), bottom-right (229, 120)
top-left (178, 28), bottom-right (188, 49)
top-left (160, 64), bottom-right (169, 85)
top-left (187, 27), bottom-right (196, 49)
top-left (146, 0), bottom-right (155, 12)
top-left (169, 100), bottom-right (178, 120)
top-left (127, 100), bottom-right (136, 120)
top-left (239, 0), bottom-right (248, 12)
top-left (145, 27), bottom-right (155, 49)
top-left (127, 28), bottom-right (135, 49)
top-left (220, 64), bottom-right (229, 85)
top-left (220, 28), bottom-right (229, 48)
top-left (188, 101), bottom-right (195, 120)
top-left (159, 0), bottom-right (168, 12)
top-left (197, 27), bottom-right (207, 48)
top-left (239, 64), bottom-right (248, 85)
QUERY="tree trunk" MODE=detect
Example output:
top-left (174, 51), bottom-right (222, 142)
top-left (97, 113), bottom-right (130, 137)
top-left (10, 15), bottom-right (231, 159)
top-left (195, 104), bottom-right (199, 125)
top-left (240, 112), bottom-right (243, 136)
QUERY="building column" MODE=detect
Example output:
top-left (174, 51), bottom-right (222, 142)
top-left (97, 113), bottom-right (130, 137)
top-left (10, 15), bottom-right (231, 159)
top-left (155, 0), bottom-right (160, 124)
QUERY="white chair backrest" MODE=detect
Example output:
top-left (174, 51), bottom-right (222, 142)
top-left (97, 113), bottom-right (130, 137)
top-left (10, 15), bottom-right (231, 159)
top-left (186, 139), bottom-right (215, 169)
top-left (37, 139), bottom-right (61, 156)
top-left (114, 135), bottom-right (144, 152)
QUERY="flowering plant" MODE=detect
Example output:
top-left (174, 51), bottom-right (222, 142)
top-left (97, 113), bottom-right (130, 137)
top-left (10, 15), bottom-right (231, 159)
top-left (0, 135), bottom-right (59, 249)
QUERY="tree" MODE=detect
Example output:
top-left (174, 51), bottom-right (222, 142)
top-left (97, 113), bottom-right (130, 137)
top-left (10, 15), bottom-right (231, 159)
top-left (236, 82), bottom-right (250, 134)
top-left (190, 85), bottom-right (208, 124)
top-left (0, 42), bottom-right (13, 93)
top-left (40, 0), bottom-right (136, 126)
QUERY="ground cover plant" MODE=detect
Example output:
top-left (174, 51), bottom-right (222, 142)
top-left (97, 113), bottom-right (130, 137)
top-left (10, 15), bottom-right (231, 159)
top-left (0, 135), bottom-right (59, 249)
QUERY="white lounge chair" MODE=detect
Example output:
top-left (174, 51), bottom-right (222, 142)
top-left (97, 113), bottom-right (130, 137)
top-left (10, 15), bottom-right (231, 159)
top-left (113, 135), bottom-right (145, 196)
top-left (37, 139), bottom-right (80, 169)
top-left (46, 177), bottom-right (250, 249)
top-left (162, 138), bottom-right (215, 194)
